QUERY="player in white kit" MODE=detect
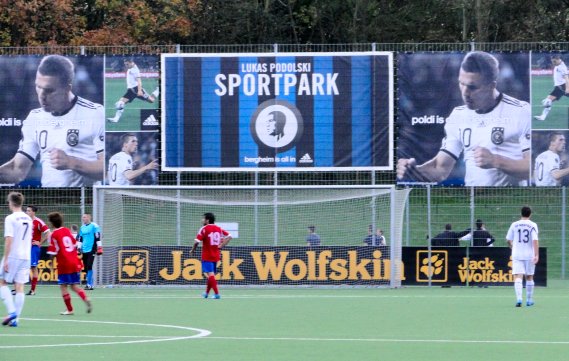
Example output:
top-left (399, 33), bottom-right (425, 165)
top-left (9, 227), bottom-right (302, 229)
top-left (506, 206), bottom-right (539, 307)
top-left (0, 55), bottom-right (105, 187)
top-left (107, 58), bottom-right (159, 123)
top-left (397, 51), bottom-right (531, 186)
top-left (535, 54), bottom-right (569, 121)
top-left (107, 133), bottom-right (158, 185)
top-left (534, 132), bottom-right (569, 186)
top-left (1, 192), bottom-right (32, 327)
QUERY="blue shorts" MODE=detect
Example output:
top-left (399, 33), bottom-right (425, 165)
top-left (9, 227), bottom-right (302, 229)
top-left (58, 272), bottom-right (81, 285)
top-left (201, 261), bottom-right (217, 274)
top-left (31, 245), bottom-right (41, 267)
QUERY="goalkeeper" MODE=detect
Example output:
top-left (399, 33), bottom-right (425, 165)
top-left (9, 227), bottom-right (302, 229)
top-left (76, 213), bottom-right (103, 290)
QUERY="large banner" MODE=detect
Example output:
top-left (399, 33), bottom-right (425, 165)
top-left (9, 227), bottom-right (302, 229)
top-left (0, 55), bottom-right (105, 187)
top-left (397, 52), bottom-right (532, 187)
top-left (54, 245), bottom-right (544, 287)
top-left (0, 54), bottom-right (161, 188)
top-left (161, 52), bottom-right (393, 171)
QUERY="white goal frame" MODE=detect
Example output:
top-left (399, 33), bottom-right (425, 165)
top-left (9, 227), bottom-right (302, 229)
top-left (93, 185), bottom-right (410, 288)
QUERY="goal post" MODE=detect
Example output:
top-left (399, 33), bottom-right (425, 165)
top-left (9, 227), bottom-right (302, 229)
top-left (93, 185), bottom-right (410, 288)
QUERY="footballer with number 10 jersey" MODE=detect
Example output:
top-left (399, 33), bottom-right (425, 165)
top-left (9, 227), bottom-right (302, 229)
top-left (47, 227), bottom-right (83, 275)
top-left (534, 150), bottom-right (560, 186)
top-left (441, 93), bottom-right (531, 186)
top-left (195, 224), bottom-right (230, 262)
top-left (17, 96), bottom-right (105, 187)
top-left (107, 151), bottom-right (133, 186)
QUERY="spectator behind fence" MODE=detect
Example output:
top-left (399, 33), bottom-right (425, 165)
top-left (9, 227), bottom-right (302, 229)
top-left (306, 225), bottom-right (321, 247)
top-left (460, 219), bottom-right (496, 246)
top-left (430, 224), bottom-right (470, 247)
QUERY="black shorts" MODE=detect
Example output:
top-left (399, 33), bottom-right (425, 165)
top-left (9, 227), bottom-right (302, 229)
top-left (82, 251), bottom-right (96, 271)
top-left (122, 86), bottom-right (149, 103)
top-left (550, 84), bottom-right (568, 99)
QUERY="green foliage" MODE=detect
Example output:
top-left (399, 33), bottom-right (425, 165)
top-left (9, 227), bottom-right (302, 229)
top-left (1, 0), bottom-right (569, 46)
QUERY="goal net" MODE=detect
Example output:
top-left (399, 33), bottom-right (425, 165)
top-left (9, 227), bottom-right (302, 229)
top-left (93, 185), bottom-right (410, 288)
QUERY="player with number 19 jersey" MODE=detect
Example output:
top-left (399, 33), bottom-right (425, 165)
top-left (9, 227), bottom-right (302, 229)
top-left (17, 96), bottom-right (105, 187)
top-left (441, 93), bottom-right (531, 186)
top-left (195, 224), bottom-right (230, 262)
top-left (47, 227), bottom-right (83, 275)
top-left (506, 219), bottom-right (539, 261)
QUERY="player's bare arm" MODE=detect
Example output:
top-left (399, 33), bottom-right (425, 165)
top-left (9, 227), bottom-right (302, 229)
top-left (124, 159), bottom-right (159, 182)
top-left (190, 240), bottom-right (199, 255)
top-left (50, 149), bottom-right (104, 180)
top-left (533, 238), bottom-right (539, 264)
top-left (137, 78), bottom-right (143, 96)
top-left (473, 147), bottom-right (530, 179)
top-left (397, 152), bottom-right (456, 182)
top-left (551, 166), bottom-right (569, 181)
top-left (220, 235), bottom-right (233, 248)
top-left (0, 153), bottom-right (34, 183)
top-left (3, 236), bottom-right (13, 272)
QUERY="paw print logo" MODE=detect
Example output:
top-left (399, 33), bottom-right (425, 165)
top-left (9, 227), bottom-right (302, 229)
top-left (420, 254), bottom-right (444, 277)
top-left (123, 254), bottom-right (145, 277)
top-left (119, 250), bottom-right (149, 282)
top-left (416, 250), bottom-right (448, 282)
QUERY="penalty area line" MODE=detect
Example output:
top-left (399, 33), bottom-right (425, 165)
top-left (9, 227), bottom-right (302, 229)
top-left (204, 336), bottom-right (569, 345)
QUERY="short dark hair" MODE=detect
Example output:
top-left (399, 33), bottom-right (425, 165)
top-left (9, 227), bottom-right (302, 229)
top-left (445, 223), bottom-right (452, 231)
top-left (48, 212), bottom-right (63, 228)
top-left (521, 206), bottom-right (532, 218)
top-left (121, 133), bottom-right (136, 146)
top-left (27, 205), bottom-right (38, 213)
top-left (203, 212), bottom-right (215, 224)
top-left (461, 51), bottom-right (499, 84)
top-left (308, 225), bottom-right (316, 232)
top-left (7, 192), bottom-right (24, 207)
top-left (476, 219), bottom-right (483, 229)
top-left (551, 54), bottom-right (562, 60)
top-left (549, 131), bottom-right (564, 144)
top-left (38, 55), bottom-right (74, 87)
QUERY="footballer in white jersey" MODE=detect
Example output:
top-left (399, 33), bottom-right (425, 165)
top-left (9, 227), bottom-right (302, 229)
top-left (108, 151), bottom-right (133, 186)
top-left (534, 150), bottom-right (560, 186)
top-left (4, 211), bottom-right (33, 261)
top-left (18, 96), bottom-right (105, 187)
top-left (535, 54), bottom-right (569, 121)
top-left (442, 93), bottom-right (531, 186)
top-left (126, 63), bottom-right (142, 89)
top-left (507, 218), bottom-right (539, 261)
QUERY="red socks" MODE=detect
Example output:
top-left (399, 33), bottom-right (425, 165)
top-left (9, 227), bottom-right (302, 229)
top-left (31, 277), bottom-right (38, 292)
top-left (63, 294), bottom-right (73, 312)
top-left (208, 275), bottom-right (219, 295)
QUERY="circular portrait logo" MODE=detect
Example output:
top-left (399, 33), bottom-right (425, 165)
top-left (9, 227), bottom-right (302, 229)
top-left (250, 99), bottom-right (304, 152)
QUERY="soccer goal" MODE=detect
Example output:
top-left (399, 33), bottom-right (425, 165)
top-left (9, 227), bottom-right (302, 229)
top-left (93, 185), bottom-right (410, 288)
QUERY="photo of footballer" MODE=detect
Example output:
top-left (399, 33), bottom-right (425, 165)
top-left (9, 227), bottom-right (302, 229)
top-left (532, 53), bottom-right (569, 129)
top-left (397, 51), bottom-right (531, 187)
top-left (0, 55), bottom-right (105, 187)
top-left (105, 131), bottom-right (159, 186)
top-left (532, 130), bottom-right (569, 186)
top-left (105, 55), bottom-right (159, 132)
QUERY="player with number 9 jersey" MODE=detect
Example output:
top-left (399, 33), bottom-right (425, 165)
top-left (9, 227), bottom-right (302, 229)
top-left (47, 227), bottom-right (83, 275)
top-left (195, 223), bottom-right (230, 262)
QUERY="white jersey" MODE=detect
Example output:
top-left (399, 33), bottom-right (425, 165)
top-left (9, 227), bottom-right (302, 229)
top-left (441, 94), bottom-right (531, 186)
top-left (126, 64), bottom-right (141, 89)
top-left (18, 96), bottom-right (105, 187)
top-left (534, 150), bottom-right (560, 186)
top-left (506, 219), bottom-right (538, 261)
top-left (108, 151), bottom-right (133, 186)
top-left (4, 211), bottom-right (33, 260)
top-left (553, 61), bottom-right (568, 86)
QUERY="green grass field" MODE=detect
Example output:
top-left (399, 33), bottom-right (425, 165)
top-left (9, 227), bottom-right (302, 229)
top-left (105, 77), bottom-right (159, 132)
top-left (2, 282), bottom-right (569, 361)
top-left (531, 75), bottom-right (569, 130)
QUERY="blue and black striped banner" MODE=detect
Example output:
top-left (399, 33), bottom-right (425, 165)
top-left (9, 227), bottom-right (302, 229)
top-left (161, 52), bottom-right (393, 171)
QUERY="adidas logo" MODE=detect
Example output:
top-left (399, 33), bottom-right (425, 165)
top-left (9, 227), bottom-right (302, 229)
top-left (142, 114), bottom-right (159, 126)
top-left (298, 153), bottom-right (313, 163)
